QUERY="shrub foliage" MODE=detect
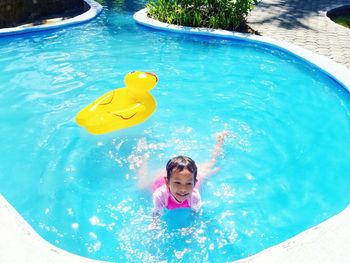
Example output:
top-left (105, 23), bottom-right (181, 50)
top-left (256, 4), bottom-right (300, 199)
top-left (146, 0), bottom-right (256, 30)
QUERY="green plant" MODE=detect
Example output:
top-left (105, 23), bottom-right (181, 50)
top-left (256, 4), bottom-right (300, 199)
top-left (334, 14), bottom-right (350, 28)
top-left (146, 0), bottom-right (257, 30)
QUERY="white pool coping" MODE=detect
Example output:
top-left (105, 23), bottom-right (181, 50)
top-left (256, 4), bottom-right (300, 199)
top-left (0, 0), bottom-right (102, 37)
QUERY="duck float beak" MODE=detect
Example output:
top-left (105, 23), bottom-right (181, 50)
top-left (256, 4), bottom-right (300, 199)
top-left (146, 72), bottom-right (158, 82)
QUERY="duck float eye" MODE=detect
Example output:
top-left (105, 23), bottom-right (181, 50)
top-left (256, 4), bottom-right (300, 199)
top-left (76, 71), bottom-right (158, 135)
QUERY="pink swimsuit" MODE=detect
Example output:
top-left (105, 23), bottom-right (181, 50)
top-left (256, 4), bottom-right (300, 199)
top-left (167, 196), bottom-right (190, 209)
top-left (152, 176), bottom-right (201, 214)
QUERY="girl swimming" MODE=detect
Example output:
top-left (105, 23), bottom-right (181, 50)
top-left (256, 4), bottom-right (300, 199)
top-left (139, 131), bottom-right (229, 215)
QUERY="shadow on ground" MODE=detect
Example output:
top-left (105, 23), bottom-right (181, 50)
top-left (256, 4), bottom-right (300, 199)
top-left (250, 0), bottom-right (350, 30)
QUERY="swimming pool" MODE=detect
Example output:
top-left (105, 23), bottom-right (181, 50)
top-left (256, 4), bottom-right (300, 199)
top-left (1, 0), bottom-right (350, 262)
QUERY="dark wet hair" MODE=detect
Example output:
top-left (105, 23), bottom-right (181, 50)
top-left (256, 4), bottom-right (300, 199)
top-left (166, 156), bottom-right (198, 183)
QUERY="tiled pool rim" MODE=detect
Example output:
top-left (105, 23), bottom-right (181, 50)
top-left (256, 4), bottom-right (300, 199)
top-left (1, 7), bottom-right (350, 263)
top-left (0, 0), bottom-right (102, 36)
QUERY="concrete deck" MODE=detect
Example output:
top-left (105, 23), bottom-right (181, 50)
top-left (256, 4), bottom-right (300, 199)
top-left (247, 0), bottom-right (350, 69)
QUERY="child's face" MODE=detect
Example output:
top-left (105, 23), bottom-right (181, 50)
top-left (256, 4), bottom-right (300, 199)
top-left (166, 168), bottom-right (195, 202)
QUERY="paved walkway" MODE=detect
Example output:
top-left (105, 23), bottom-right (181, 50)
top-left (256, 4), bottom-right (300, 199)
top-left (247, 0), bottom-right (350, 69)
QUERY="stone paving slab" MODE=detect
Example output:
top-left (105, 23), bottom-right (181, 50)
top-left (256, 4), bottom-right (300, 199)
top-left (247, 0), bottom-right (350, 69)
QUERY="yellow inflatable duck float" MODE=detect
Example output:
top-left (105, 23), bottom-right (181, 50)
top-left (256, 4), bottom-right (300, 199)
top-left (76, 71), bottom-right (158, 135)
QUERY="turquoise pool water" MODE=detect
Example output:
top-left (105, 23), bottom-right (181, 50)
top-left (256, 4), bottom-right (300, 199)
top-left (1, 1), bottom-right (350, 262)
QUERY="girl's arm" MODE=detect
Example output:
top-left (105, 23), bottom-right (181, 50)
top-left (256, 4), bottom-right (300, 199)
top-left (198, 131), bottom-right (231, 180)
top-left (136, 153), bottom-right (150, 189)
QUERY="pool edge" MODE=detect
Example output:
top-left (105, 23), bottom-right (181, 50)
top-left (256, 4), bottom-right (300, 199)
top-left (235, 205), bottom-right (350, 262)
top-left (0, 194), bottom-right (109, 263)
top-left (133, 9), bottom-right (350, 92)
top-left (0, 0), bottom-right (102, 37)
